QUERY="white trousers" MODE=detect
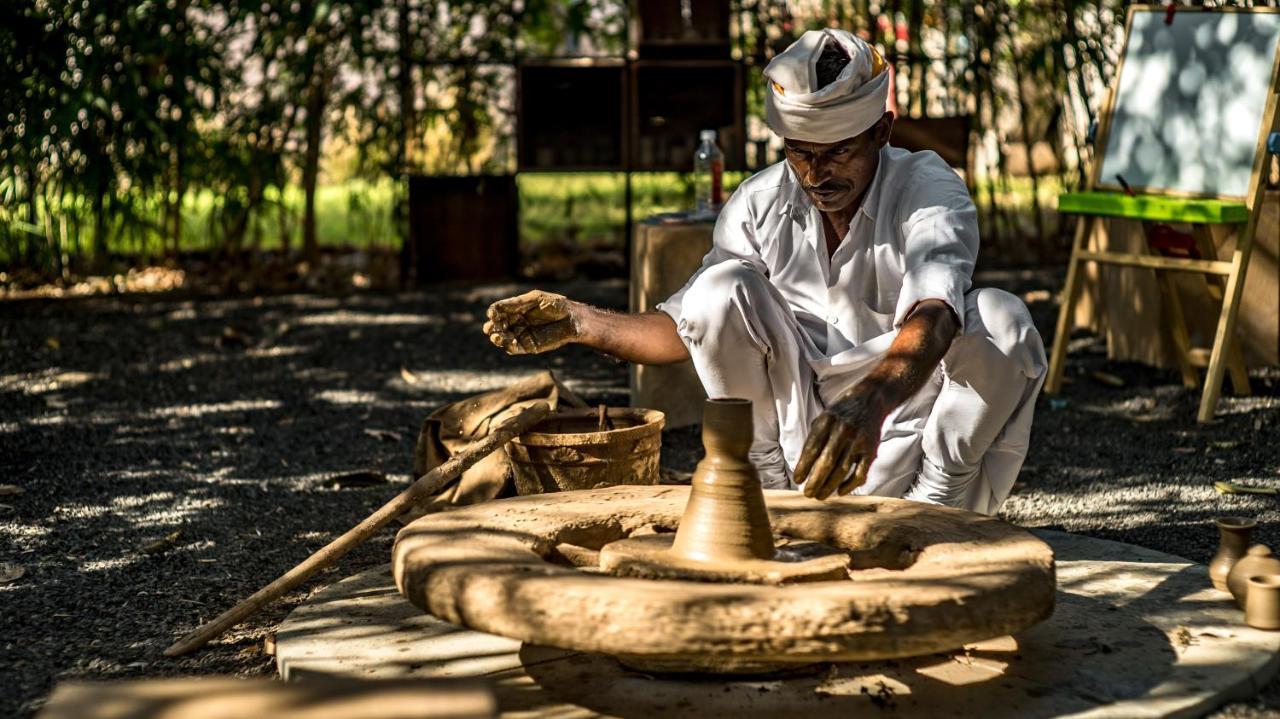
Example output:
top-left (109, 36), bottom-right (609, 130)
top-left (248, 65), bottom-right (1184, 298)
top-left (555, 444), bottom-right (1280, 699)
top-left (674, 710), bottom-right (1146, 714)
top-left (673, 260), bottom-right (1046, 515)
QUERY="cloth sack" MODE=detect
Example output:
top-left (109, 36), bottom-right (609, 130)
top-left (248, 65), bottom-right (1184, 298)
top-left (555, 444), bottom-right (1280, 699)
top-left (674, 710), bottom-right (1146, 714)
top-left (408, 370), bottom-right (585, 516)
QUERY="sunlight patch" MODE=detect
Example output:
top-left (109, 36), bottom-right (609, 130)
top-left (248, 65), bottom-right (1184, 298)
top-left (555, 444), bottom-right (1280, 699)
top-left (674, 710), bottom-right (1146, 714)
top-left (111, 491), bottom-right (176, 510)
top-left (0, 369), bottom-right (100, 395)
top-left (80, 556), bottom-right (140, 573)
top-left (393, 368), bottom-right (551, 394)
top-left (148, 399), bottom-right (282, 419)
top-left (245, 345), bottom-right (309, 358)
top-left (315, 389), bottom-right (380, 405)
top-left (296, 310), bottom-right (441, 326)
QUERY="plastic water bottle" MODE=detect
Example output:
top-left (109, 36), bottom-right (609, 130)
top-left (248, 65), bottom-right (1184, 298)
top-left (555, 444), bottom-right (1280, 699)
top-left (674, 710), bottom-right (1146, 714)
top-left (694, 129), bottom-right (724, 215)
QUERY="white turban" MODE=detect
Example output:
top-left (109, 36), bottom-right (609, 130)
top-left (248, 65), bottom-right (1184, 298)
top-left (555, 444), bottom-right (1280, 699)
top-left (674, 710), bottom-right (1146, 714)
top-left (763, 29), bottom-right (890, 143)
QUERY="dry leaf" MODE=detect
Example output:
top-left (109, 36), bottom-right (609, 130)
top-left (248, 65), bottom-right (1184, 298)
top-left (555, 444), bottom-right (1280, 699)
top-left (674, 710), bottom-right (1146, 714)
top-left (0, 563), bottom-right (25, 584)
top-left (45, 337), bottom-right (60, 350)
top-left (399, 367), bottom-right (420, 385)
top-left (141, 530), bottom-right (183, 554)
top-left (1090, 370), bottom-right (1125, 388)
top-left (363, 428), bottom-right (404, 442)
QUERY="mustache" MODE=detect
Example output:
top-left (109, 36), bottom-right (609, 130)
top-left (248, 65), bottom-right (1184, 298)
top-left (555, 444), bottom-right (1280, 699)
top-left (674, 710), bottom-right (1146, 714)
top-left (803, 181), bottom-right (848, 194)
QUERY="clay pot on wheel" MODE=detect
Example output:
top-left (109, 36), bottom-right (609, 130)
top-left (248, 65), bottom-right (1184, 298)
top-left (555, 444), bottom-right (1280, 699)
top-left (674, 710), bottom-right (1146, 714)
top-left (1210, 517), bottom-right (1257, 592)
top-left (1228, 545), bottom-right (1280, 609)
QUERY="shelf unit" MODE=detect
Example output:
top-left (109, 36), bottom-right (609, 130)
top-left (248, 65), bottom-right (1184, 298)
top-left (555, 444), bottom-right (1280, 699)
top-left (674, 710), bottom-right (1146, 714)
top-left (516, 59), bottom-right (629, 173)
top-left (408, 0), bottom-right (746, 282)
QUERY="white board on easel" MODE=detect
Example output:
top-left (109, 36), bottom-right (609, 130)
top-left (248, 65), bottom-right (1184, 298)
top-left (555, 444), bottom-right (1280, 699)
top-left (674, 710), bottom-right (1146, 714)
top-left (1096, 7), bottom-right (1280, 200)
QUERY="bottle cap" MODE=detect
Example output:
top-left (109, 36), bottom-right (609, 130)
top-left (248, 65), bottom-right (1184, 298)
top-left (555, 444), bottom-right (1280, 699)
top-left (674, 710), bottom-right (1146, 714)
top-left (700, 129), bottom-right (717, 142)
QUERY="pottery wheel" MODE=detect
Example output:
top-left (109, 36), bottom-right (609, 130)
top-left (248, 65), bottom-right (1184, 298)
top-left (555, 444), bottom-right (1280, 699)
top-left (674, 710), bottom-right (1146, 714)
top-left (392, 485), bottom-right (1056, 673)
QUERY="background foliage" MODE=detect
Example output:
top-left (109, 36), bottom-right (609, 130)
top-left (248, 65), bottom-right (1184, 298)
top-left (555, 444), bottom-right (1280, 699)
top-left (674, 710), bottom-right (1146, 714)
top-left (2, 0), bottom-right (1275, 280)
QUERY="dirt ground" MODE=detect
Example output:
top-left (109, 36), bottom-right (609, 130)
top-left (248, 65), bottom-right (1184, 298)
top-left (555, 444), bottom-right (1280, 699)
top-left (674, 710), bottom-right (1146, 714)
top-left (2, 273), bottom-right (1279, 718)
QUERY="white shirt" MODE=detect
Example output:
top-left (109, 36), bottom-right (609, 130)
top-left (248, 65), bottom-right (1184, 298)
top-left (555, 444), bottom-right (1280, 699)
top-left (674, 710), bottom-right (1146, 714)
top-left (659, 145), bottom-right (979, 374)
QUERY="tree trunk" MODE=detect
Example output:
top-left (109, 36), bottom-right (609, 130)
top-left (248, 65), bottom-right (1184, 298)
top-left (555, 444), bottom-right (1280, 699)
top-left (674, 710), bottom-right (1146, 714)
top-left (167, 141), bottom-right (184, 259)
top-left (396, 0), bottom-right (414, 281)
top-left (302, 68), bottom-right (329, 265)
top-left (93, 186), bottom-right (109, 273)
top-left (278, 193), bottom-right (292, 255)
top-left (1006, 10), bottom-right (1046, 248)
top-left (397, 0), bottom-right (414, 175)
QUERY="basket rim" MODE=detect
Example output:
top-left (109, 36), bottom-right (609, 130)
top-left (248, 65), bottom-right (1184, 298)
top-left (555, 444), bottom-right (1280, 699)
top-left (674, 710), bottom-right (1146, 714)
top-left (512, 407), bottom-right (666, 447)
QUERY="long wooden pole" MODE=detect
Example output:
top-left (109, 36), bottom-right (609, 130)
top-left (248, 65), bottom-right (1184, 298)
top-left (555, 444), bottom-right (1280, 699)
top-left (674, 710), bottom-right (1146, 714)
top-left (164, 401), bottom-right (552, 657)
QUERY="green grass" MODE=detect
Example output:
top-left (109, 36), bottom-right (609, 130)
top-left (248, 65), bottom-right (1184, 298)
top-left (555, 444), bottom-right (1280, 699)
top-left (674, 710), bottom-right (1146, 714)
top-left (179, 179), bottom-right (400, 253)
top-left (518, 172), bottom-right (750, 248)
top-left (3, 169), bottom-right (1069, 269)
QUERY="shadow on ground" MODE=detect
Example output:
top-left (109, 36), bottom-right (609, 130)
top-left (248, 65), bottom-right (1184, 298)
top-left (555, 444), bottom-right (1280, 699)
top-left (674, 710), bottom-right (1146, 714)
top-left (1, 271), bottom-right (1278, 718)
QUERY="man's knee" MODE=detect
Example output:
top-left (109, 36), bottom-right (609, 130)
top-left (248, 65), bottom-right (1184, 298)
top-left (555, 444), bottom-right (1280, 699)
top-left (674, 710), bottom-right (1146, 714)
top-left (678, 261), bottom-right (769, 341)
top-left (957, 288), bottom-right (1046, 379)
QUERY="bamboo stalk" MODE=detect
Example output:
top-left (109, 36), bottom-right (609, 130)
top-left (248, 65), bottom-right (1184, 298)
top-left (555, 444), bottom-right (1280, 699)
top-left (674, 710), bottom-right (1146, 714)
top-left (163, 401), bottom-right (553, 658)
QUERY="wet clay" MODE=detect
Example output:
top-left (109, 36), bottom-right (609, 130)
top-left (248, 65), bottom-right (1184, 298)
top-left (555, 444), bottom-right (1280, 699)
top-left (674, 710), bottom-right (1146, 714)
top-left (393, 486), bottom-right (1056, 673)
top-left (506, 407), bottom-right (664, 494)
top-left (598, 398), bottom-right (848, 584)
top-left (671, 399), bottom-right (775, 562)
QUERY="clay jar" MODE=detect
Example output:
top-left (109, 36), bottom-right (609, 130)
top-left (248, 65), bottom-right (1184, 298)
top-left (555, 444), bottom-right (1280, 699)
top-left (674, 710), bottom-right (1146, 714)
top-left (1228, 545), bottom-right (1280, 609)
top-left (1210, 517), bottom-right (1257, 592)
top-left (1247, 575), bottom-right (1280, 630)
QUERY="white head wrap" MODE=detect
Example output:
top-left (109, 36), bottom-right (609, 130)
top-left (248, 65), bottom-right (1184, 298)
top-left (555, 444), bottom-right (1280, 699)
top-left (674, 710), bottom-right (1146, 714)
top-left (763, 29), bottom-right (890, 143)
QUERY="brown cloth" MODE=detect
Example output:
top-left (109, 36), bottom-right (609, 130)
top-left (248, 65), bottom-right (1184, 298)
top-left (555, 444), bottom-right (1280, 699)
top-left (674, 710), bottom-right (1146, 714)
top-left (409, 370), bottom-right (585, 515)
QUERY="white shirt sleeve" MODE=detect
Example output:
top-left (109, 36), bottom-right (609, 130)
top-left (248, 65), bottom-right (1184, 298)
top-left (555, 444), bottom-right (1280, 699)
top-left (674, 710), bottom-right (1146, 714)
top-left (892, 164), bottom-right (978, 330)
top-left (656, 185), bottom-right (766, 323)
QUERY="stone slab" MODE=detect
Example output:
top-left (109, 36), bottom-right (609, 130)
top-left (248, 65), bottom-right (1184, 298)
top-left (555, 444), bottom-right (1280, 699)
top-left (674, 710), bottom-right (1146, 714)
top-left (38, 678), bottom-right (496, 719)
top-left (277, 530), bottom-right (1280, 718)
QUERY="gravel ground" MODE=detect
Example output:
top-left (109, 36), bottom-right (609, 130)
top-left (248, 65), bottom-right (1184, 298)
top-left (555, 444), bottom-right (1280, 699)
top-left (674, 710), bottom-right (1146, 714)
top-left (2, 272), bottom-right (1279, 717)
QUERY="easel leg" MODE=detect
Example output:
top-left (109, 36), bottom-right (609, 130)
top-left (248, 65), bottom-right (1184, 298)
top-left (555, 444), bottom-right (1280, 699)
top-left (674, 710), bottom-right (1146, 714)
top-left (1046, 216), bottom-right (1095, 394)
top-left (1198, 248), bottom-right (1250, 423)
top-left (1227, 342), bottom-right (1252, 397)
top-left (1155, 273), bottom-right (1199, 389)
top-left (1191, 224), bottom-right (1252, 398)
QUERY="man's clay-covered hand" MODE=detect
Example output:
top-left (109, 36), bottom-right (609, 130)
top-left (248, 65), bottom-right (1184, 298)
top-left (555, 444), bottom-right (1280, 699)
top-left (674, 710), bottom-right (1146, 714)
top-left (792, 386), bottom-right (889, 500)
top-left (484, 290), bottom-right (580, 355)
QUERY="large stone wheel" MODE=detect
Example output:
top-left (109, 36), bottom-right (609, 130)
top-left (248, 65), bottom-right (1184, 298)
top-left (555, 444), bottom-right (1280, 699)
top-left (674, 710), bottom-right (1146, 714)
top-left (392, 486), bottom-right (1055, 672)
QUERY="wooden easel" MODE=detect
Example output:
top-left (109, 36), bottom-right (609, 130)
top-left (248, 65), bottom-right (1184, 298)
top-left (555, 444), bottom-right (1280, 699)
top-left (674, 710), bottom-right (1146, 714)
top-left (1046, 6), bottom-right (1280, 423)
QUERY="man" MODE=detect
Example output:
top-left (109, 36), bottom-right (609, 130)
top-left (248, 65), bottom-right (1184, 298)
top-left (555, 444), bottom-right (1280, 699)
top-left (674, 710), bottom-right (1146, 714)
top-left (483, 29), bottom-right (1046, 515)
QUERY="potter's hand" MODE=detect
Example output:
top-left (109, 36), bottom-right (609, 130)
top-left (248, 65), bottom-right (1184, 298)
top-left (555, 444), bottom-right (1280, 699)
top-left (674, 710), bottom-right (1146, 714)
top-left (484, 290), bottom-right (580, 355)
top-left (792, 384), bottom-right (890, 500)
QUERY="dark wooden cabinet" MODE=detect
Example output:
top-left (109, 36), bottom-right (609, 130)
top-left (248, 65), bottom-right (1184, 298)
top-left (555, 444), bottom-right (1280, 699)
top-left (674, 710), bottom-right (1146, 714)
top-left (403, 175), bottom-right (519, 283)
top-left (631, 0), bottom-right (732, 59)
top-left (517, 58), bottom-right (745, 172)
top-left (631, 60), bottom-right (744, 171)
top-left (408, 0), bottom-right (741, 284)
top-left (517, 60), bottom-right (628, 172)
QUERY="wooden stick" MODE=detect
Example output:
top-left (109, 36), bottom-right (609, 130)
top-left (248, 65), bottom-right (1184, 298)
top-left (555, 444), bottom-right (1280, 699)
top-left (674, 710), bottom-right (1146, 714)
top-left (163, 401), bottom-right (553, 658)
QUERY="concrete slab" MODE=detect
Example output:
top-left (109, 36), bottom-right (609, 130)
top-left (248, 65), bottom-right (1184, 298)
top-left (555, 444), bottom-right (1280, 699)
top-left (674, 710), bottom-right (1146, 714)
top-left (277, 530), bottom-right (1280, 718)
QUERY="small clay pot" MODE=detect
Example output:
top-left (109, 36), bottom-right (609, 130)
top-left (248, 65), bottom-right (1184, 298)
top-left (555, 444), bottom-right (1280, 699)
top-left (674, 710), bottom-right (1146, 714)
top-left (1246, 575), bottom-right (1280, 630)
top-left (1210, 517), bottom-right (1256, 592)
top-left (1228, 545), bottom-right (1280, 609)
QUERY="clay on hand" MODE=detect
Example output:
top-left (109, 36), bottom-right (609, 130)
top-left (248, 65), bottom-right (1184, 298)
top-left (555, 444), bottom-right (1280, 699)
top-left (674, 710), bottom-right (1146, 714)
top-left (484, 290), bottom-right (579, 355)
top-left (792, 388), bottom-right (886, 500)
